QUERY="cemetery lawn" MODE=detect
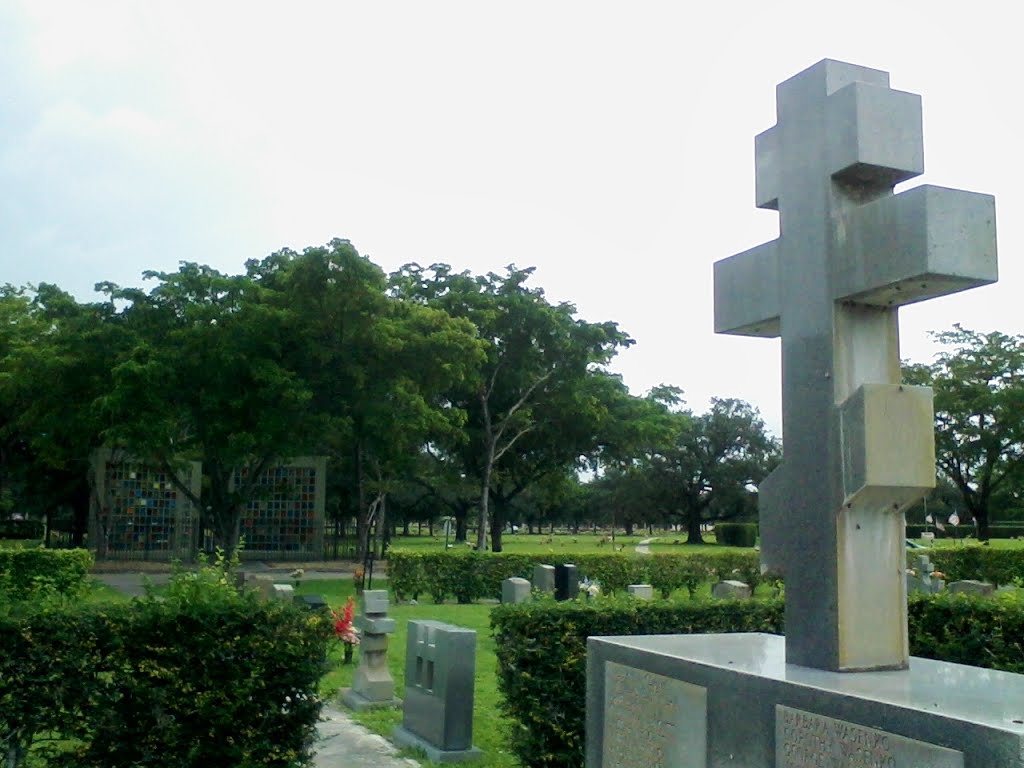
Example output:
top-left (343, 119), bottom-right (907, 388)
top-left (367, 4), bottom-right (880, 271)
top-left (301, 579), bottom-right (520, 768)
top-left (390, 531), bottom-right (663, 554)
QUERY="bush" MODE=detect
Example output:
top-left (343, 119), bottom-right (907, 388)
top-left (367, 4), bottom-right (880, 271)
top-left (713, 522), bottom-right (757, 547)
top-left (491, 592), bottom-right (1024, 768)
top-left (0, 548), bottom-right (93, 600)
top-left (927, 547), bottom-right (1024, 587)
top-left (0, 559), bottom-right (331, 768)
top-left (386, 550), bottom-right (763, 603)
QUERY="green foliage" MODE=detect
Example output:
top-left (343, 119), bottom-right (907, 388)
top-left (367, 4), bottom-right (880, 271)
top-left (927, 546), bottom-right (1024, 586)
top-left (0, 557), bottom-right (331, 768)
top-left (490, 597), bottom-right (785, 768)
top-left (713, 522), bottom-right (757, 547)
top-left (492, 593), bottom-right (1024, 768)
top-left (386, 550), bottom-right (763, 602)
top-left (0, 547), bottom-right (93, 600)
top-left (904, 326), bottom-right (1024, 540)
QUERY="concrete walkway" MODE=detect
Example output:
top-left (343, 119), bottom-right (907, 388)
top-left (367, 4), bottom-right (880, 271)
top-left (635, 536), bottom-right (660, 555)
top-left (314, 705), bottom-right (419, 768)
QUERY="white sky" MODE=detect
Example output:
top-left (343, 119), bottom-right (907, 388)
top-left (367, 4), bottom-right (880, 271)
top-left (2, 1), bottom-right (1020, 437)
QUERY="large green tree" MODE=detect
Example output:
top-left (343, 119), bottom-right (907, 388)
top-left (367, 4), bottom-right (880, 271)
top-left (391, 263), bottom-right (632, 552)
top-left (630, 394), bottom-right (779, 544)
top-left (249, 241), bottom-right (482, 560)
top-left (905, 325), bottom-right (1024, 540)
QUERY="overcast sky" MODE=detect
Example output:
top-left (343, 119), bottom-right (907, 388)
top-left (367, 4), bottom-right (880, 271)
top-left (1, 1), bottom-right (1019, 437)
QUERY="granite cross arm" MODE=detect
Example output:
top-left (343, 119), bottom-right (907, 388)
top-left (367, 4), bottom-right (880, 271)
top-left (713, 59), bottom-right (997, 672)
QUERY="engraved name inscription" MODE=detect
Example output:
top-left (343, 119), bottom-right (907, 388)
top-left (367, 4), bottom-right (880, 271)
top-left (776, 706), bottom-right (964, 768)
top-left (602, 663), bottom-right (707, 768)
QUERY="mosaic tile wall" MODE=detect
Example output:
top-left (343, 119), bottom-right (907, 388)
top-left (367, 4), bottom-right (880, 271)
top-left (90, 450), bottom-right (201, 561)
top-left (236, 457), bottom-right (326, 559)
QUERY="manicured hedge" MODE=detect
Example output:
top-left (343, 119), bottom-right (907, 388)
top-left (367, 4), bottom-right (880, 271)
top-left (0, 547), bottom-right (93, 600)
top-left (0, 568), bottom-right (331, 768)
top-left (387, 550), bottom-right (766, 603)
top-left (926, 546), bottom-right (1024, 587)
top-left (491, 592), bottom-right (1024, 768)
top-left (713, 522), bottom-right (758, 547)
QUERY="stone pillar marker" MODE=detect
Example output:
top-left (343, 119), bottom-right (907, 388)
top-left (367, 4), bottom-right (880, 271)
top-left (714, 59), bottom-right (997, 672)
top-left (340, 589), bottom-right (401, 710)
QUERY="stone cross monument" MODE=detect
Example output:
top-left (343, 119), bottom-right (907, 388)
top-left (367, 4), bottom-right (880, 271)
top-left (714, 59), bottom-right (997, 671)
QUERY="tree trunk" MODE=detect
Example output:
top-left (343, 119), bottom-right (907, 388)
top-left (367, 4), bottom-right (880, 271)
top-left (490, 505), bottom-right (503, 553)
top-left (355, 442), bottom-right (369, 561)
top-left (624, 520), bottom-right (634, 536)
top-left (685, 511), bottom-right (704, 544)
top-left (477, 459), bottom-right (492, 551)
top-left (455, 512), bottom-right (467, 542)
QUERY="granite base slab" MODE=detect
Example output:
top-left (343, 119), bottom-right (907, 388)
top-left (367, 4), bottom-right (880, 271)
top-left (392, 726), bottom-right (483, 763)
top-left (339, 688), bottom-right (402, 711)
top-left (587, 633), bottom-right (1024, 768)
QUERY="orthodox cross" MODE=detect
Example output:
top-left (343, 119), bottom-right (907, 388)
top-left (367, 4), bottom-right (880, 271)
top-left (714, 59), bottom-right (997, 671)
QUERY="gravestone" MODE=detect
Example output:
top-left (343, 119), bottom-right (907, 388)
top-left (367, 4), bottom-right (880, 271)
top-left (554, 563), bottom-right (579, 601)
top-left (340, 589), bottom-right (401, 710)
top-left (588, 59), bottom-right (1022, 768)
top-left (627, 584), bottom-right (654, 601)
top-left (501, 577), bottom-right (531, 604)
top-left (906, 554), bottom-right (945, 594)
top-left (710, 579), bottom-right (752, 600)
top-left (293, 593), bottom-right (330, 614)
top-left (270, 583), bottom-right (294, 602)
top-left (393, 620), bottom-right (482, 762)
top-left (532, 564), bottom-right (555, 594)
top-left (947, 579), bottom-right (995, 596)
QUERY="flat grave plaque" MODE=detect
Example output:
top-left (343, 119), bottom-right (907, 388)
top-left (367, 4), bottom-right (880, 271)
top-left (776, 705), bottom-right (964, 768)
top-left (602, 661), bottom-right (706, 768)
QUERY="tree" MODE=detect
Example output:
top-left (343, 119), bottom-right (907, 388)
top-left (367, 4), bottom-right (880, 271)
top-left (249, 241), bottom-right (483, 560)
top-left (390, 263), bottom-right (632, 552)
top-left (635, 395), bottom-right (779, 544)
top-left (99, 262), bottom-right (319, 557)
top-left (904, 325), bottom-right (1024, 540)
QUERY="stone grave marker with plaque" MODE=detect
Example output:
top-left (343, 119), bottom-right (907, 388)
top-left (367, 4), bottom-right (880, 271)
top-left (587, 59), bottom-right (1024, 768)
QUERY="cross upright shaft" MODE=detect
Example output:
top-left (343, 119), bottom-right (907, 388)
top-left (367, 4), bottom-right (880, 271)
top-left (714, 60), bottom-right (997, 672)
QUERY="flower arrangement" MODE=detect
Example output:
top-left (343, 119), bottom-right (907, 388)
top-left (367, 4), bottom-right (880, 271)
top-left (580, 577), bottom-right (601, 599)
top-left (332, 596), bottom-right (360, 663)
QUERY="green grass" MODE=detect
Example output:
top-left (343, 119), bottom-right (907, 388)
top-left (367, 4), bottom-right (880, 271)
top-left (298, 579), bottom-right (519, 768)
top-left (390, 531), bottom-right (652, 555)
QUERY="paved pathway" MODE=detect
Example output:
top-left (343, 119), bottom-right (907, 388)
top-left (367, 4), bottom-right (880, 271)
top-left (313, 705), bottom-right (419, 768)
top-left (635, 536), bottom-right (660, 555)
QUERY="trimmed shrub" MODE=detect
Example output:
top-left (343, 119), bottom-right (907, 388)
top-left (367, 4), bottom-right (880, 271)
top-left (0, 548), bottom-right (93, 600)
top-left (386, 550), bottom-right (763, 603)
top-left (713, 522), bottom-right (757, 547)
top-left (927, 547), bottom-right (1024, 587)
top-left (491, 597), bottom-right (784, 768)
top-left (0, 563), bottom-right (331, 768)
top-left (491, 591), bottom-right (1024, 768)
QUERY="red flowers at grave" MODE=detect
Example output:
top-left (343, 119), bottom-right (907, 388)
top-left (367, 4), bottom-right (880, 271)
top-left (332, 596), bottom-right (359, 646)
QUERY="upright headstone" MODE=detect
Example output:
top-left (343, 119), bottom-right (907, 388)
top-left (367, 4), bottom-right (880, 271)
top-left (501, 577), bottom-right (531, 604)
top-left (587, 60), bottom-right (1023, 768)
top-left (393, 620), bottom-right (482, 762)
top-left (270, 583), bottom-right (295, 602)
top-left (906, 554), bottom-right (945, 594)
top-left (532, 564), bottom-right (555, 594)
top-left (711, 579), bottom-right (752, 600)
top-left (626, 584), bottom-right (654, 601)
top-left (554, 563), bottom-right (579, 601)
top-left (340, 589), bottom-right (401, 710)
top-left (947, 579), bottom-right (995, 596)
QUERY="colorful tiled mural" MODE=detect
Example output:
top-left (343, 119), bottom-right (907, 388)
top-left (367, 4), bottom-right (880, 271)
top-left (235, 456), bottom-right (327, 560)
top-left (89, 449), bottom-right (202, 560)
